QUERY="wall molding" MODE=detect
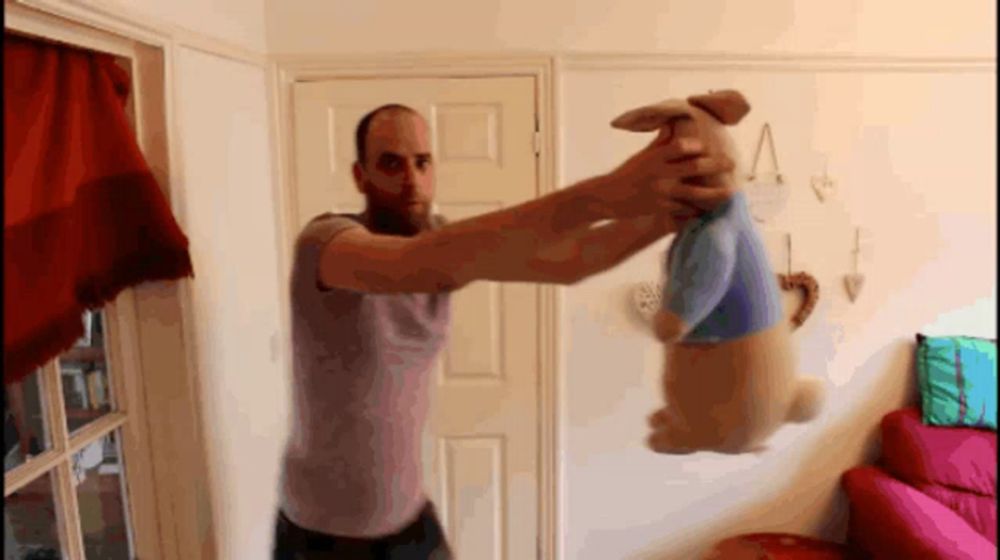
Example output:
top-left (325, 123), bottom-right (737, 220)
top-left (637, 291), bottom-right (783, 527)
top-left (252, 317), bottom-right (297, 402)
top-left (273, 52), bottom-right (556, 80)
top-left (12, 0), bottom-right (268, 66)
top-left (5, 2), bottom-right (143, 58)
top-left (558, 51), bottom-right (996, 73)
top-left (271, 49), bottom-right (995, 74)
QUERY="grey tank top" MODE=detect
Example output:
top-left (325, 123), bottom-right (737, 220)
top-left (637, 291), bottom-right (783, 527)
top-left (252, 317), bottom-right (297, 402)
top-left (279, 212), bottom-right (451, 537)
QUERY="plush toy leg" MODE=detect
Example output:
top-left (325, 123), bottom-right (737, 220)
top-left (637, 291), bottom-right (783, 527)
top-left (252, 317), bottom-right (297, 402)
top-left (786, 375), bottom-right (826, 424)
top-left (647, 407), bottom-right (670, 428)
top-left (645, 407), bottom-right (699, 454)
top-left (647, 427), bottom-right (700, 455)
top-left (647, 407), bottom-right (771, 455)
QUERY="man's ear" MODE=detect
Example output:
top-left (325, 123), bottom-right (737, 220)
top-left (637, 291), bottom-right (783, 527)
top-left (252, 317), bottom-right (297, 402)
top-left (351, 161), bottom-right (367, 193)
top-left (687, 90), bottom-right (750, 125)
top-left (611, 99), bottom-right (692, 132)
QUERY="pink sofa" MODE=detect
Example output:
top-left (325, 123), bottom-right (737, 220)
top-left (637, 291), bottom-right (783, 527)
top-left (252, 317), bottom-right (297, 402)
top-left (841, 407), bottom-right (997, 559)
top-left (707, 406), bottom-right (996, 559)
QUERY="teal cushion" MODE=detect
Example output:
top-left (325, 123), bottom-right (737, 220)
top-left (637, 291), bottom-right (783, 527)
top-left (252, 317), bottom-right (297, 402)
top-left (916, 334), bottom-right (997, 430)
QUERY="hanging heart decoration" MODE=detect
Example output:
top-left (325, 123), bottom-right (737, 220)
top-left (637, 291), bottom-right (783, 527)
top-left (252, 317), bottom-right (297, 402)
top-left (843, 227), bottom-right (865, 303)
top-left (843, 274), bottom-right (865, 302)
top-left (776, 234), bottom-right (818, 329)
top-left (810, 171), bottom-right (836, 202)
top-left (744, 123), bottom-right (789, 224)
top-left (632, 280), bottom-right (664, 322)
top-left (778, 272), bottom-right (820, 329)
top-left (747, 176), bottom-right (789, 224)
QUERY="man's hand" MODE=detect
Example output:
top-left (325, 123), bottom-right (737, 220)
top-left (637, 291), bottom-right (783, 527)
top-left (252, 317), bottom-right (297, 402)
top-left (600, 137), bottom-right (736, 222)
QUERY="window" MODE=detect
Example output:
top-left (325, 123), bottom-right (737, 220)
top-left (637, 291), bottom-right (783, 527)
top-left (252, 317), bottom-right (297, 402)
top-left (5, 6), bottom-right (215, 558)
top-left (5, 306), bottom-right (136, 559)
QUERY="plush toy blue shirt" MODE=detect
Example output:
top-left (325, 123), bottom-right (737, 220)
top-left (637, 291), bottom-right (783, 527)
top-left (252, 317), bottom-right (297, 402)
top-left (662, 191), bottom-right (783, 343)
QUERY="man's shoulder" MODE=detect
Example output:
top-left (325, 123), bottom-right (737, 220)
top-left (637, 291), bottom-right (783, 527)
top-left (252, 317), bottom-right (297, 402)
top-left (432, 213), bottom-right (449, 229)
top-left (296, 212), bottom-right (366, 246)
top-left (303, 211), bottom-right (364, 230)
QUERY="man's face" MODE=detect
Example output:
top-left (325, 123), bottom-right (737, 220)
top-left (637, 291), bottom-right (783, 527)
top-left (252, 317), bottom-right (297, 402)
top-left (352, 110), bottom-right (435, 235)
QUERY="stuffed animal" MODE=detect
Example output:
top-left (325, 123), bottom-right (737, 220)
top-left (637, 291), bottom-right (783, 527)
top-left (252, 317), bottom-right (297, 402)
top-left (611, 90), bottom-right (826, 454)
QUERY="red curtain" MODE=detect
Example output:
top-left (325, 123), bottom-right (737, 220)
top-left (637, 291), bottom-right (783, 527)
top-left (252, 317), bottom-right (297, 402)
top-left (4, 33), bottom-right (194, 386)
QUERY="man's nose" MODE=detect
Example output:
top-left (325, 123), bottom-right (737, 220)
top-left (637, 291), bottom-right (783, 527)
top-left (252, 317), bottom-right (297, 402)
top-left (399, 159), bottom-right (414, 179)
top-left (400, 161), bottom-right (420, 189)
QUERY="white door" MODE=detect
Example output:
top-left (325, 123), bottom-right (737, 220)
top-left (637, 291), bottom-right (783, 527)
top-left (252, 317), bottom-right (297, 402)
top-left (292, 76), bottom-right (540, 560)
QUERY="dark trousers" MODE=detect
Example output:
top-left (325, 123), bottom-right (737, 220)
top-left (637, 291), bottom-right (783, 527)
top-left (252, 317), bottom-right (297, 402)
top-left (272, 502), bottom-right (453, 560)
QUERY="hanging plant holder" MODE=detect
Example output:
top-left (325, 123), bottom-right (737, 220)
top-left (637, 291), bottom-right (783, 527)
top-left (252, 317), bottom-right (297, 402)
top-left (745, 123), bottom-right (790, 223)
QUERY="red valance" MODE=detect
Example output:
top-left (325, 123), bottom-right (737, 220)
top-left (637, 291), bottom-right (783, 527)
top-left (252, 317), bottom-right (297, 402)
top-left (4, 33), bottom-right (194, 385)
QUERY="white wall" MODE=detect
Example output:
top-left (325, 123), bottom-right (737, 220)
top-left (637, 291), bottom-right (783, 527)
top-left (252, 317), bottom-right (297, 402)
top-left (265, 0), bottom-right (995, 58)
top-left (171, 48), bottom-right (287, 560)
top-left (559, 66), bottom-right (996, 560)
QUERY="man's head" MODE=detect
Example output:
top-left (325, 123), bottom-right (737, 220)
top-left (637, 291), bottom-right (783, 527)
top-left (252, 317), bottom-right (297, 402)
top-left (352, 104), bottom-right (435, 236)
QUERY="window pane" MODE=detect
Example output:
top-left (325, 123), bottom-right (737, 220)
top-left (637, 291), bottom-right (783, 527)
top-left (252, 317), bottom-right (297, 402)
top-left (60, 310), bottom-right (114, 435)
top-left (73, 430), bottom-right (133, 559)
top-left (4, 471), bottom-right (65, 559)
top-left (4, 369), bottom-right (53, 473)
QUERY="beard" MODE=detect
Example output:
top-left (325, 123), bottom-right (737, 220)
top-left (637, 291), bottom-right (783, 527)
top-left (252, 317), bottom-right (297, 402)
top-left (364, 196), bottom-right (432, 237)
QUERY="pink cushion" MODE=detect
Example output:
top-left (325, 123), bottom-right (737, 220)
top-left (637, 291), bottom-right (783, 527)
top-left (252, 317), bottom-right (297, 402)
top-left (917, 483), bottom-right (998, 544)
top-left (880, 407), bottom-right (996, 496)
top-left (707, 533), bottom-right (850, 559)
top-left (842, 466), bottom-right (997, 560)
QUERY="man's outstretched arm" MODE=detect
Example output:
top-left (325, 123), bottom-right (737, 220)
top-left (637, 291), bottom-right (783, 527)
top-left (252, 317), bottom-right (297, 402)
top-left (317, 138), bottom-right (734, 293)
top-left (510, 214), bottom-right (681, 285)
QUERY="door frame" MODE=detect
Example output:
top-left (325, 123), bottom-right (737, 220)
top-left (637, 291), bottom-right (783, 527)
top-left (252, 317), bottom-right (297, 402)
top-left (272, 53), bottom-right (561, 560)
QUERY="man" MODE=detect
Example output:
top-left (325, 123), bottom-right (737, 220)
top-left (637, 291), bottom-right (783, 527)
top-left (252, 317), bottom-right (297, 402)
top-left (274, 103), bottom-right (734, 559)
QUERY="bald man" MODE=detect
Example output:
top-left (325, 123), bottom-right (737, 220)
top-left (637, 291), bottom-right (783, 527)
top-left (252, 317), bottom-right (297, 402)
top-left (273, 103), bottom-right (736, 559)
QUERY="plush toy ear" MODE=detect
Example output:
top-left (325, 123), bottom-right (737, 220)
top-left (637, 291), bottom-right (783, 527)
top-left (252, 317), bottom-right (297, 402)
top-left (610, 100), bottom-right (692, 132)
top-left (686, 90), bottom-right (750, 125)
